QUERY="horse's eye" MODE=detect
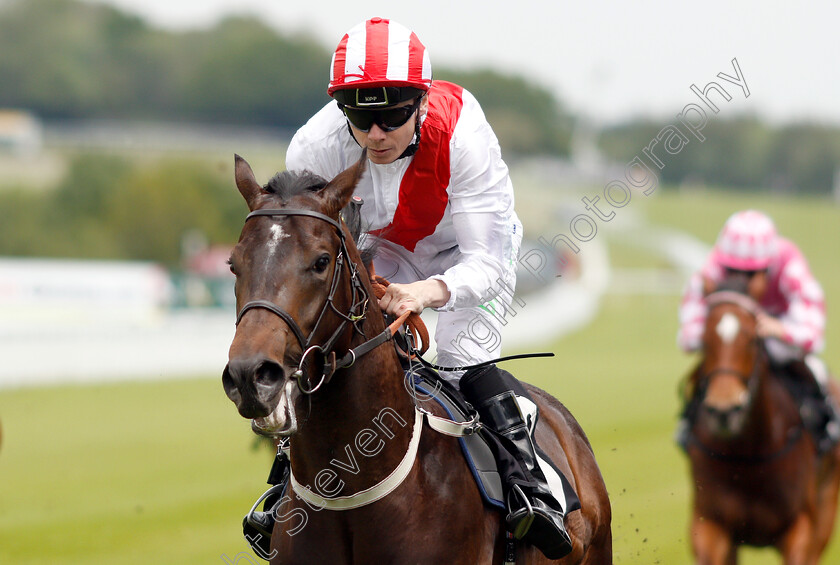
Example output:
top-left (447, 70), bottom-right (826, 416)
top-left (227, 259), bottom-right (236, 276)
top-left (313, 254), bottom-right (331, 273)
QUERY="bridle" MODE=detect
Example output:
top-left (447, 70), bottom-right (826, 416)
top-left (687, 291), bottom-right (806, 463)
top-left (697, 291), bottom-right (764, 394)
top-left (234, 208), bottom-right (370, 394)
top-left (705, 290), bottom-right (762, 317)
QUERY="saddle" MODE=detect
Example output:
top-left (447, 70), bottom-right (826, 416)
top-left (403, 358), bottom-right (581, 515)
top-left (406, 363), bottom-right (506, 509)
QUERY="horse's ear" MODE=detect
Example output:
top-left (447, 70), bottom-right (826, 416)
top-left (320, 149), bottom-right (367, 217)
top-left (234, 154), bottom-right (264, 211)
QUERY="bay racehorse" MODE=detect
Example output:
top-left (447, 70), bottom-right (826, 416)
top-left (221, 152), bottom-right (612, 564)
top-left (682, 274), bottom-right (840, 564)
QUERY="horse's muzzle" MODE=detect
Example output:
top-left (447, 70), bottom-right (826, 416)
top-left (702, 403), bottom-right (748, 437)
top-left (222, 356), bottom-right (286, 419)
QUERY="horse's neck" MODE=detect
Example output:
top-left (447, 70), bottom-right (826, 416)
top-left (290, 311), bottom-right (417, 491)
top-left (743, 358), bottom-right (797, 445)
top-left (756, 362), bottom-right (798, 421)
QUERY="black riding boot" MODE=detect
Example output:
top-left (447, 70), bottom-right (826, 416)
top-left (242, 448), bottom-right (289, 560)
top-left (461, 365), bottom-right (573, 560)
top-left (787, 359), bottom-right (840, 454)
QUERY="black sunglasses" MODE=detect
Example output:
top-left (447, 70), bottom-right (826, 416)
top-left (724, 267), bottom-right (768, 278)
top-left (339, 97), bottom-right (422, 133)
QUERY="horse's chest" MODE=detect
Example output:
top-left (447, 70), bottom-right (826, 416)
top-left (273, 450), bottom-right (496, 565)
top-left (275, 509), bottom-right (495, 565)
top-left (697, 467), bottom-right (808, 537)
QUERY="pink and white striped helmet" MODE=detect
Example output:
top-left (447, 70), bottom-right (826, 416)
top-left (713, 210), bottom-right (778, 270)
top-left (328, 18), bottom-right (432, 104)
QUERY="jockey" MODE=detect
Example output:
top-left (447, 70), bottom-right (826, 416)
top-left (245, 17), bottom-right (573, 560)
top-left (677, 209), bottom-right (840, 453)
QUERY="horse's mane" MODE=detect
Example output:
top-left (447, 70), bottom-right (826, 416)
top-left (264, 170), bottom-right (328, 201)
top-left (265, 169), bottom-right (379, 261)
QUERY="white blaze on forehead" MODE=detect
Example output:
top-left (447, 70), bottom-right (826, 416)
top-left (716, 312), bottom-right (740, 343)
top-left (266, 224), bottom-right (290, 256)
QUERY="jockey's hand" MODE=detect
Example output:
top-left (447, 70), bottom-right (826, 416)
top-left (756, 312), bottom-right (786, 340)
top-left (379, 279), bottom-right (450, 317)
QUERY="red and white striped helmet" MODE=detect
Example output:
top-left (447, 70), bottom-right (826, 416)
top-left (328, 18), bottom-right (432, 106)
top-left (713, 210), bottom-right (778, 271)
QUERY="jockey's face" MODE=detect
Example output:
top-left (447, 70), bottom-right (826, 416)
top-left (723, 267), bottom-right (768, 280)
top-left (348, 96), bottom-right (428, 165)
top-left (723, 267), bottom-right (769, 301)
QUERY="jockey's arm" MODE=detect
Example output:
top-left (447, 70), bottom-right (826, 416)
top-left (378, 208), bottom-right (511, 317)
top-left (677, 270), bottom-right (714, 352)
top-left (425, 100), bottom-right (517, 312)
top-left (774, 254), bottom-right (826, 353)
top-left (756, 312), bottom-right (787, 340)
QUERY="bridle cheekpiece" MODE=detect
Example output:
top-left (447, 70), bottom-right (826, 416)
top-left (234, 208), bottom-right (369, 394)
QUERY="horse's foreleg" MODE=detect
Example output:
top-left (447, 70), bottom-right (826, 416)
top-left (691, 513), bottom-right (735, 565)
top-left (812, 458), bottom-right (840, 560)
top-left (777, 513), bottom-right (817, 565)
top-left (812, 395), bottom-right (840, 558)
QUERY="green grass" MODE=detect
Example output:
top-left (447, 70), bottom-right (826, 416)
top-left (522, 292), bottom-right (690, 564)
top-left (514, 183), bottom-right (840, 563)
top-left (0, 379), bottom-right (273, 565)
top-left (2, 187), bottom-right (840, 563)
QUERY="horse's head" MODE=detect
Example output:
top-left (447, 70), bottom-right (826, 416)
top-left (695, 273), bottom-right (765, 437)
top-left (222, 152), bottom-right (368, 437)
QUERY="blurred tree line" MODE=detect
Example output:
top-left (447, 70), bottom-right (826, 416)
top-left (598, 116), bottom-right (840, 195)
top-left (0, 0), bottom-right (574, 267)
top-left (0, 0), bottom-right (571, 156)
top-left (0, 0), bottom-right (838, 269)
top-left (0, 154), bottom-right (246, 266)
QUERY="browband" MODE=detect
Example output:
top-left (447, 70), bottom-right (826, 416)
top-left (246, 209), bottom-right (344, 237)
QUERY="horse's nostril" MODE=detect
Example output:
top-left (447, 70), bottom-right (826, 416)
top-left (255, 360), bottom-right (285, 388)
top-left (221, 366), bottom-right (240, 402)
top-left (222, 357), bottom-right (285, 418)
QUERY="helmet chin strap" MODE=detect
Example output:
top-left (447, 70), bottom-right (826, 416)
top-left (396, 117), bottom-right (422, 159)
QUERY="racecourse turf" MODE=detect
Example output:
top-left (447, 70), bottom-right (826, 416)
top-left (2, 187), bottom-right (840, 564)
